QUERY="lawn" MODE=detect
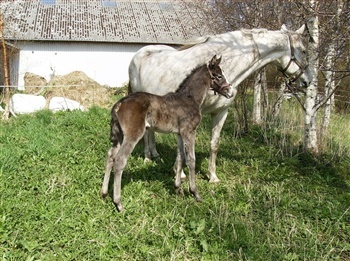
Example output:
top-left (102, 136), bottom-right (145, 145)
top-left (1, 104), bottom-right (349, 260)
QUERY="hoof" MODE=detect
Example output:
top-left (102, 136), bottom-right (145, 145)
top-left (144, 157), bottom-right (152, 163)
top-left (176, 187), bottom-right (184, 196)
top-left (189, 188), bottom-right (202, 202)
top-left (207, 174), bottom-right (220, 183)
top-left (152, 152), bottom-right (160, 158)
top-left (113, 202), bottom-right (124, 212)
top-left (100, 190), bottom-right (108, 200)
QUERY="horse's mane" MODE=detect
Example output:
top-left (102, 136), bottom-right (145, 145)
top-left (179, 28), bottom-right (271, 50)
top-left (177, 36), bottom-right (211, 51)
top-left (240, 28), bottom-right (269, 39)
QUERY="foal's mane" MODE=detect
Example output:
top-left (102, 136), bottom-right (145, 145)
top-left (174, 63), bottom-right (207, 94)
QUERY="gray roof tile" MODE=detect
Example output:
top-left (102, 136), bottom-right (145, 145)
top-left (1, 0), bottom-right (215, 44)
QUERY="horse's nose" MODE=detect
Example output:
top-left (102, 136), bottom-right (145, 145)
top-left (225, 83), bottom-right (236, 98)
top-left (302, 80), bottom-right (311, 88)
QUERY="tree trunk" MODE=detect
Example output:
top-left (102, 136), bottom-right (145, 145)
top-left (272, 81), bottom-right (286, 117)
top-left (304, 13), bottom-right (319, 153)
top-left (321, 0), bottom-right (343, 140)
top-left (252, 68), bottom-right (268, 124)
top-left (321, 43), bottom-right (336, 138)
top-left (261, 68), bottom-right (268, 117)
top-left (252, 70), bottom-right (262, 124)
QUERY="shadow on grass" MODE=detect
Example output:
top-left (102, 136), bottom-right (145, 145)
top-left (102, 140), bottom-right (210, 201)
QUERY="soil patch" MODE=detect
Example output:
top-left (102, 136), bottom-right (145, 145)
top-left (24, 71), bottom-right (127, 108)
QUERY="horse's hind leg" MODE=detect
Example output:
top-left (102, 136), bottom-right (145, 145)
top-left (174, 135), bottom-right (185, 195)
top-left (112, 138), bottom-right (139, 212)
top-left (101, 144), bottom-right (120, 199)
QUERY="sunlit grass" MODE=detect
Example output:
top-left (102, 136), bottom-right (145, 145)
top-left (1, 105), bottom-right (349, 260)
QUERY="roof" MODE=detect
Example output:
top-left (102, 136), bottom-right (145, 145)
top-left (1, 0), bottom-right (216, 44)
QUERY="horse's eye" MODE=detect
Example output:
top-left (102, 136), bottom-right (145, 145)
top-left (216, 75), bottom-right (222, 80)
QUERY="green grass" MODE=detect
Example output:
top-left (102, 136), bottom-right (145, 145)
top-left (1, 106), bottom-right (349, 260)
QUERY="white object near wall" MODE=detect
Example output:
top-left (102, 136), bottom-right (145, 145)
top-left (49, 97), bottom-right (85, 112)
top-left (10, 94), bottom-right (46, 114)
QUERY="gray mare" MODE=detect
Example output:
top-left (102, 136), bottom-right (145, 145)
top-left (129, 24), bottom-right (312, 183)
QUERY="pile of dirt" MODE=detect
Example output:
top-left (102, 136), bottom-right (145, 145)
top-left (24, 72), bottom-right (47, 88)
top-left (24, 71), bottom-right (126, 108)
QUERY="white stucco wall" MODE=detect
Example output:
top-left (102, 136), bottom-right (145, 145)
top-left (16, 41), bottom-right (146, 89)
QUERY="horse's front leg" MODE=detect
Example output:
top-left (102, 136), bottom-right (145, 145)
top-left (184, 133), bottom-right (201, 202)
top-left (207, 108), bottom-right (229, 183)
top-left (144, 129), bottom-right (160, 162)
top-left (149, 129), bottom-right (159, 158)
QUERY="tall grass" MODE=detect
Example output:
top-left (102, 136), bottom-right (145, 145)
top-left (1, 104), bottom-right (349, 260)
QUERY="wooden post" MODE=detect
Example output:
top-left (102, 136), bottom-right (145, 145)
top-left (0, 8), bottom-right (11, 120)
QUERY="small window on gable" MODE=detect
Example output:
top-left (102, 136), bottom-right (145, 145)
top-left (159, 3), bottom-right (174, 11)
top-left (41, 0), bottom-right (56, 4)
top-left (102, 0), bottom-right (118, 8)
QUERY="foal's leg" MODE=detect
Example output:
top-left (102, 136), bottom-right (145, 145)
top-left (112, 138), bottom-right (139, 212)
top-left (149, 129), bottom-right (159, 158)
top-left (143, 129), bottom-right (152, 162)
top-left (174, 135), bottom-right (185, 195)
top-left (101, 144), bottom-right (120, 198)
top-left (144, 129), bottom-right (159, 162)
top-left (207, 108), bottom-right (229, 183)
top-left (183, 133), bottom-right (201, 202)
top-left (173, 137), bottom-right (187, 181)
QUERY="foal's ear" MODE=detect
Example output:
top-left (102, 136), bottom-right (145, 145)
top-left (210, 55), bottom-right (222, 67)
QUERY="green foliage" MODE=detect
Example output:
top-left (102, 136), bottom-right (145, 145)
top-left (1, 107), bottom-right (349, 260)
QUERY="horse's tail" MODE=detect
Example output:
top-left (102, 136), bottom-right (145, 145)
top-left (110, 104), bottom-right (124, 145)
top-left (127, 80), bottom-right (133, 95)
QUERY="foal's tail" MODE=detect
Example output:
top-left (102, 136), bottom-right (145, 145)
top-left (110, 104), bottom-right (124, 145)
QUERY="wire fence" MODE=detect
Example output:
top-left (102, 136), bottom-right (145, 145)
top-left (1, 82), bottom-right (349, 111)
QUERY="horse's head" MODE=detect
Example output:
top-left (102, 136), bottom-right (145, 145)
top-left (278, 24), bottom-right (312, 88)
top-left (208, 55), bottom-right (235, 98)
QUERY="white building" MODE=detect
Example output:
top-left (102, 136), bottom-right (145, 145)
top-left (1, 0), bottom-right (216, 89)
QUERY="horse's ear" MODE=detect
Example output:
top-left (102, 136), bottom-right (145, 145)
top-left (295, 24), bottom-right (305, 35)
top-left (281, 24), bottom-right (288, 32)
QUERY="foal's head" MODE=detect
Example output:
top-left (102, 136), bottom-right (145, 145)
top-left (208, 55), bottom-right (234, 98)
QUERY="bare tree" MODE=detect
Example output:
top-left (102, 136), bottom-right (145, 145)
top-left (204, 0), bottom-right (349, 153)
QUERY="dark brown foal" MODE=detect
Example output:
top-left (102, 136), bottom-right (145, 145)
top-left (101, 55), bottom-right (233, 212)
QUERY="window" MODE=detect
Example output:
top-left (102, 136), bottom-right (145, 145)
top-left (41, 0), bottom-right (56, 4)
top-left (159, 3), bottom-right (174, 11)
top-left (102, 0), bottom-right (118, 8)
